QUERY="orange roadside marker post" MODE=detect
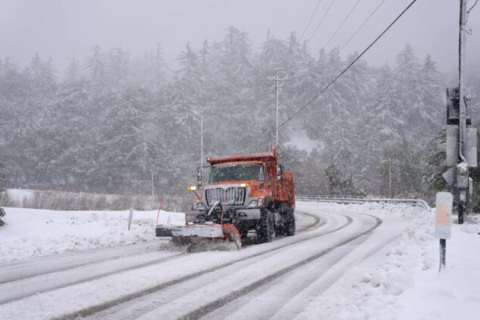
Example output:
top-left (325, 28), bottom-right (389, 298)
top-left (435, 192), bottom-right (453, 272)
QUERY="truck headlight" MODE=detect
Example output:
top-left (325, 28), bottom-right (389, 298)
top-left (195, 202), bottom-right (205, 210)
top-left (248, 198), bottom-right (264, 208)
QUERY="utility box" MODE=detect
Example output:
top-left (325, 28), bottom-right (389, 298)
top-left (446, 88), bottom-right (459, 124)
top-left (447, 87), bottom-right (471, 125)
top-left (446, 126), bottom-right (477, 167)
top-left (466, 127), bottom-right (477, 167)
top-left (446, 125), bottom-right (458, 166)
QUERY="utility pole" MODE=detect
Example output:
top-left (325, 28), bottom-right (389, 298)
top-left (389, 161), bottom-right (392, 198)
top-left (457, 0), bottom-right (468, 223)
top-left (151, 171), bottom-right (155, 209)
top-left (200, 109), bottom-right (204, 168)
top-left (444, 0), bottom-right (477, 224)
top-left (268, 75), bottom-right (288, 147)
top-left (155, 43), bottom-right (161, 92)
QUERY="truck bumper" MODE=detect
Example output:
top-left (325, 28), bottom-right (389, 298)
top-left (186, 208), bottom-right (262, 222)
top-left (235, 208), bottom-right (261, 220)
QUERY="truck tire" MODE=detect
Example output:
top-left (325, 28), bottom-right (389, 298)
top-left (239, 226), bottom-right (249, 240)
top-left (458, 204), bottom-right (465, 224)
top-left (284, 208), bottom-right (296, 236)
top-left (257, 209), bottom-right (274, 243)
top-left (275, 223), bottom-right (285, 237)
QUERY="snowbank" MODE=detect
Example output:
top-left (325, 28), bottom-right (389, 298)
top-left (0, 208), bottom-right (182, 263)
top-left (399, 215), bottom-right (480, 320)
top-left (297, 202), bottom-right (480, 320)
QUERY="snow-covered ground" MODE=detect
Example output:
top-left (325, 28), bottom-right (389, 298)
top-left (0, 208), bottom-right (161, 262)
top-left (297, 202), bottom-right (480, 320)
top-left (0, 202), bottom-right (478, 319)
top-left (399, 216), bottom-right (480, 320)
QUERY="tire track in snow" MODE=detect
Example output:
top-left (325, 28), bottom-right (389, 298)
top-left (0, 251), bottom-right (185, 305)
top-left (296, 210), bottom-right (323, 232)
top-left (0, 210), bottom-right (321, 306)
top-left (0, 210), bottom-right (318, 285)
top-left (57, 212), bottom-right (350, 320)
top-left (206, 213), bottom-right (397, 320)
top-left (166, 214), bottom-right (382, 320)
top-left (0, 241), bottom-right (169, 284)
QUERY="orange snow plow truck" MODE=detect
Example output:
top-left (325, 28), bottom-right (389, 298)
top-left (155, 147), bottom-right (295, 248)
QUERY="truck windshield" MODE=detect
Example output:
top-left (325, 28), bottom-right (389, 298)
top-left (209, 164), bottom-right (264, 183)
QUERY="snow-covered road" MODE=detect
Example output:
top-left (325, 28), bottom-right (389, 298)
top-left (0, 203), bottom-right (410, 320)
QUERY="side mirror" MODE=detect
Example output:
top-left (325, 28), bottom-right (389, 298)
top-left (197, 168), bottom-right (203, 186)
top-left (277, 164), bottom-right (283, 181)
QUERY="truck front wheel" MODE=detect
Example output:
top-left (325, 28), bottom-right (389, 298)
top-left (284, 207), bottom-right (296, 236)
top-left (257, 209), bottom-right (274, 243)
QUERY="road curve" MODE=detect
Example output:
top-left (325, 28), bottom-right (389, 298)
top-left (0, 205), bottom-right (393, 320)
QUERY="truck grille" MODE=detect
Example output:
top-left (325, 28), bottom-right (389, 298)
top-left (205, 187), bottom-right (246, 206)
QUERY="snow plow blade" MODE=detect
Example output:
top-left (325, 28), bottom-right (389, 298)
top-left (156, 222), bottom-right (241, 249)
top-left (156, 223), bottom-right (224, 238)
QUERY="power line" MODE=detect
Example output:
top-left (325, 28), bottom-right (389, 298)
top-left (467, 0), bottom-right (479, 14)
top-left (307, 0), bottom-right (337, 44)
top-left (294, 0), bottom-right (385, 96)
top-left (322, 0), bottom-right (363, 50)
top-left (467, 0), bottom-right (479, 23)
top-left (299, 0), bottom-right (324, 42)
top-left (279, 0), bottom-right (418, 131)
top-left (337, 0), bottom-right (386, 54)
top-left (312, 0), bottom-right (386, 82)
top-left (247, 0), bottom-right (417, 152)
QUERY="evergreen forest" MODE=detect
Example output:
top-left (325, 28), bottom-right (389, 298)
top-left (1, 27), bottom-right (479, 200)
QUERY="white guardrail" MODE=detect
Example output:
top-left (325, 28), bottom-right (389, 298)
top-left (296, 196), bottom-right (431, 211)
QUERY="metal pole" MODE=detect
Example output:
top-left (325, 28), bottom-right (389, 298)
top-left (459, 0), bottom-right (467, 163)
top-left (200, 109), bottom-right (204, 167)
top-left (155, 43), bottom-right (161, 92)
top-left (268, 75), bottom-right (287, 148)
top-left (389, 161), bottom-right (392, 198)
top-left (275, 76), bottom-right (279, 146)
top-left (151, 171), bottom-right (154, 209)
top-left (457, 0), bottom-right (468, 224)
top-left (128, 208), bottom-right (133, 230)
top-left (439, 239), bottom-right (446, 271)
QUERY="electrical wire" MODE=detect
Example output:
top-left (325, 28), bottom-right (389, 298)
top-left (467, 0), bottom-right (479, 23)
top-left (312, 0), bottom-right (386, 81)
top-left (467, 0), bottom-right (479, 14)
top-left (247, 0), bottom-right (417, 152)
top-left (294, 0), bottom-right (385, 95)
top-left (299, 0), bottom-right (324, 42)
top-left (322, 0), bottom-right (363, 49)
top-left (307, 0), bottom-right (337, 44)
top-left (336, 0), bottom-right (386, 55)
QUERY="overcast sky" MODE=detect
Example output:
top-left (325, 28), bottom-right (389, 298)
top-left (0, 0), bottom-right (479, 76)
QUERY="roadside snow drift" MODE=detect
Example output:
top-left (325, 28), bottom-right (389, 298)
top-left (297, 202), bottom-right (480, 320)
top-left (0, 208), bottom-right (181, 262)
